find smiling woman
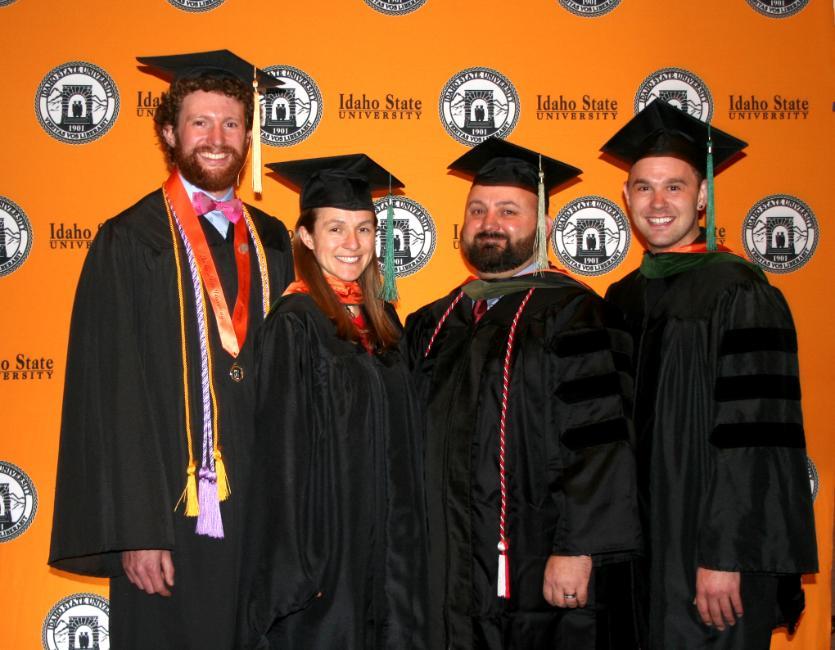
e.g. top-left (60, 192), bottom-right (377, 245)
top-left (236, 154), bottom-right (429, 649)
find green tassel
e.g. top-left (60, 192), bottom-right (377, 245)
top-left (379, 196), bottom-right (398, 302)
top-left (706, 124), bottom-right (716, 252)
top-left (533, 158), bottom-right (548, 274)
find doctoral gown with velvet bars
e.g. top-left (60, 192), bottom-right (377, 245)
top-left (403, 273), bottom-right (642, 650)
top-left (605, 252), bottom-right (818, 649)
top-left (48, 189), bottom-right (294, 650)
top-left (236, 293), bottom-right (428, 650)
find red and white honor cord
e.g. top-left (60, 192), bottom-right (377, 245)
top-left (497, 288), bottom-right (535, 598)
top-left (421, 286), bottom-right (536, 599)
top-left (423, 290), bottom-right (465, 358)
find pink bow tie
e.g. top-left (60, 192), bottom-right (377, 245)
top-left (192, 192), bottom-right (243, 224)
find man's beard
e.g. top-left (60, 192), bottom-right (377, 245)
top-left (463, 230), bottom-right (535, 274)
top-left (174, 143), bottom-right (245, 193)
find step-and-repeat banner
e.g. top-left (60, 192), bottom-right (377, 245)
top-left (1, 0), bottom-right (832, 648)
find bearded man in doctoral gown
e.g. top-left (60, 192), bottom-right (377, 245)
top-left (403, 137), bottom-right (641, 650)
top-left (602, 100), bottom-right (817, 649)
top-left (48, 51), bottom-right (294, 650)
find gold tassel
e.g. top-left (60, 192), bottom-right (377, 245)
top-left (175, 462), bottom-right (200, 517)
top-left (215, 449), bottom-right (231, 502)
top-left (533, 155), bottom-right (548, 273)
top-left (251, 69), bottom-right (262, 195)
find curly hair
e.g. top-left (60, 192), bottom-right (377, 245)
top-left (154, 75), bottom-right (253, 166)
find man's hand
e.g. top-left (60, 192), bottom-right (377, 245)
top-left (694, 567), bottom-right (743, 630)
top-left (121, 549), bottom-right (175, 597)
top-left (542, 554), bottom-right (592, 608)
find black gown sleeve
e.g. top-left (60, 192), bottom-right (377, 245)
top-left (547, 295), bottom-right (641, 560)
top-left (236, 306), bottom-right (321, 649)
top-left (49, 220), bottom-right (175, 577)
top-left (697, 280), bottom-right (818, 573)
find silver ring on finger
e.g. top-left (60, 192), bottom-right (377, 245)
top-left (564, 593), bottom-right (577, 600)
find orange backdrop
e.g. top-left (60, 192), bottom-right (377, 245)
top-left (1, 0), bottom-right (832, 648)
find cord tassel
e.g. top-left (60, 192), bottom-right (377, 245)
top-left (214, 449), bottom-right (231, 502)
top-left (196, 468), bottom-right (224, 538)
top-left (175, 462), bottom-right (200, 517)
top-left (497, 540), bottom-right (511, 599)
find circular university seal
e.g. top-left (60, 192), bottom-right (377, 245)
top-left (742, 194), bottom-right (817, 273)
top-left (260, 65), bottom-right (323, 147)
top-left (745, 0), bottom-right (809, 18)
top-left (363, 0), bottom-right (427, 15)
top-left (0, 196), bottom-right (33, 277)
top-left (807, 456), bottom-right (818, 501)
top-left (634, 67), bottom-right (712, 122)
top-left (0, 460), bottom-right (38, 542)
top-left (35, 61), bottom-right (119, 144)
top-left (558, 0), bottom-right (621, 17)
top-left (166, 0), bottom-right (224, 11)
top-left (43, 593), bottom-right (110, 650)
top-left (551, 196), bottom-right (630, 276)
top-left (439, 67), bottom-right (520, 145)
top-left (374, 196), bottom-right (436, 277)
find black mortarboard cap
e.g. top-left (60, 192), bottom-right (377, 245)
top-left (136, 49), bottom-right (282, 89)
top-left (448, 137), bottom-right (582, 194)
top-left (601, 100), bottom-right (747, 174)
top-left (266, 154), bottom-right (404, 212)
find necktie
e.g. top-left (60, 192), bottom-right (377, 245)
top-left (192, 192), bottom-right (244, 224)
top-left (472, 298), bottom-right (488, 323)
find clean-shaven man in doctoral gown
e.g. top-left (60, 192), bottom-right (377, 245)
top-left (403, 137), bottom-right (642, 650)
top-left (602, 100), bottom-right (818, 649)
top-left (48, 51), bottom-right (294, 650)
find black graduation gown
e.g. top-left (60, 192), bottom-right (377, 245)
top-left (236, 294), bottom-right (428, 650)
top-left (606, 252), bottom-right (818, 649)
top-left (49, 189), bottom-right (294, 650)
top-left (403, 273), bottom-right (641, 650)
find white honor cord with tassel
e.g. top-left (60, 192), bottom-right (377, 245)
top-left (497, 540), bottom-right (510, 598)
top-left (251, 70), bottom-right (262, 194)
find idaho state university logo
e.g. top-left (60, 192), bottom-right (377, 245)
top-left (634, 67), bottom-right (712, 122)
top-left (0, 460), bottom-right (38, 542)
top-left (35, 61), bottom-right (119, 144)
top-left (364, 0), bottom-right (427, 15)
top-left (551, 196), bottom-right (630, 276)
top-left (261, 65), bottom-right (323, 147)
top-left (439, 67), bottom-right (520, 145)
top-left (742, 194), bottom-right (818, 273)
top-left (746, 0), bottom-right (808, 17)
top-left (43, 593), bottom-right (109, 650)
top-left (558, 0), bottom-right (621, 17)
top-left (0, 196), bottom-right (32, 277)
top-left (374, 197), bottom-right (436, 277)
top-left (166, 0), bottom-right (224, 11)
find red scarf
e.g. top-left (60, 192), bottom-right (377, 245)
top-left (283, 277), bottom-right (372, 352)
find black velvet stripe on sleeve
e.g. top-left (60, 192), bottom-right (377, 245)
top-left (551, 329), bottom-right (611, 357)
top-left (714, 374), bottom-right (801, 402)
top-left (561, 418), bottom-right (630, 450)
top-left (555, 372), bottom-right (622, 404)
top-left (719, 327), bottom-right (797, 356)
top-left (710, 422), bottom-right (806, 448)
